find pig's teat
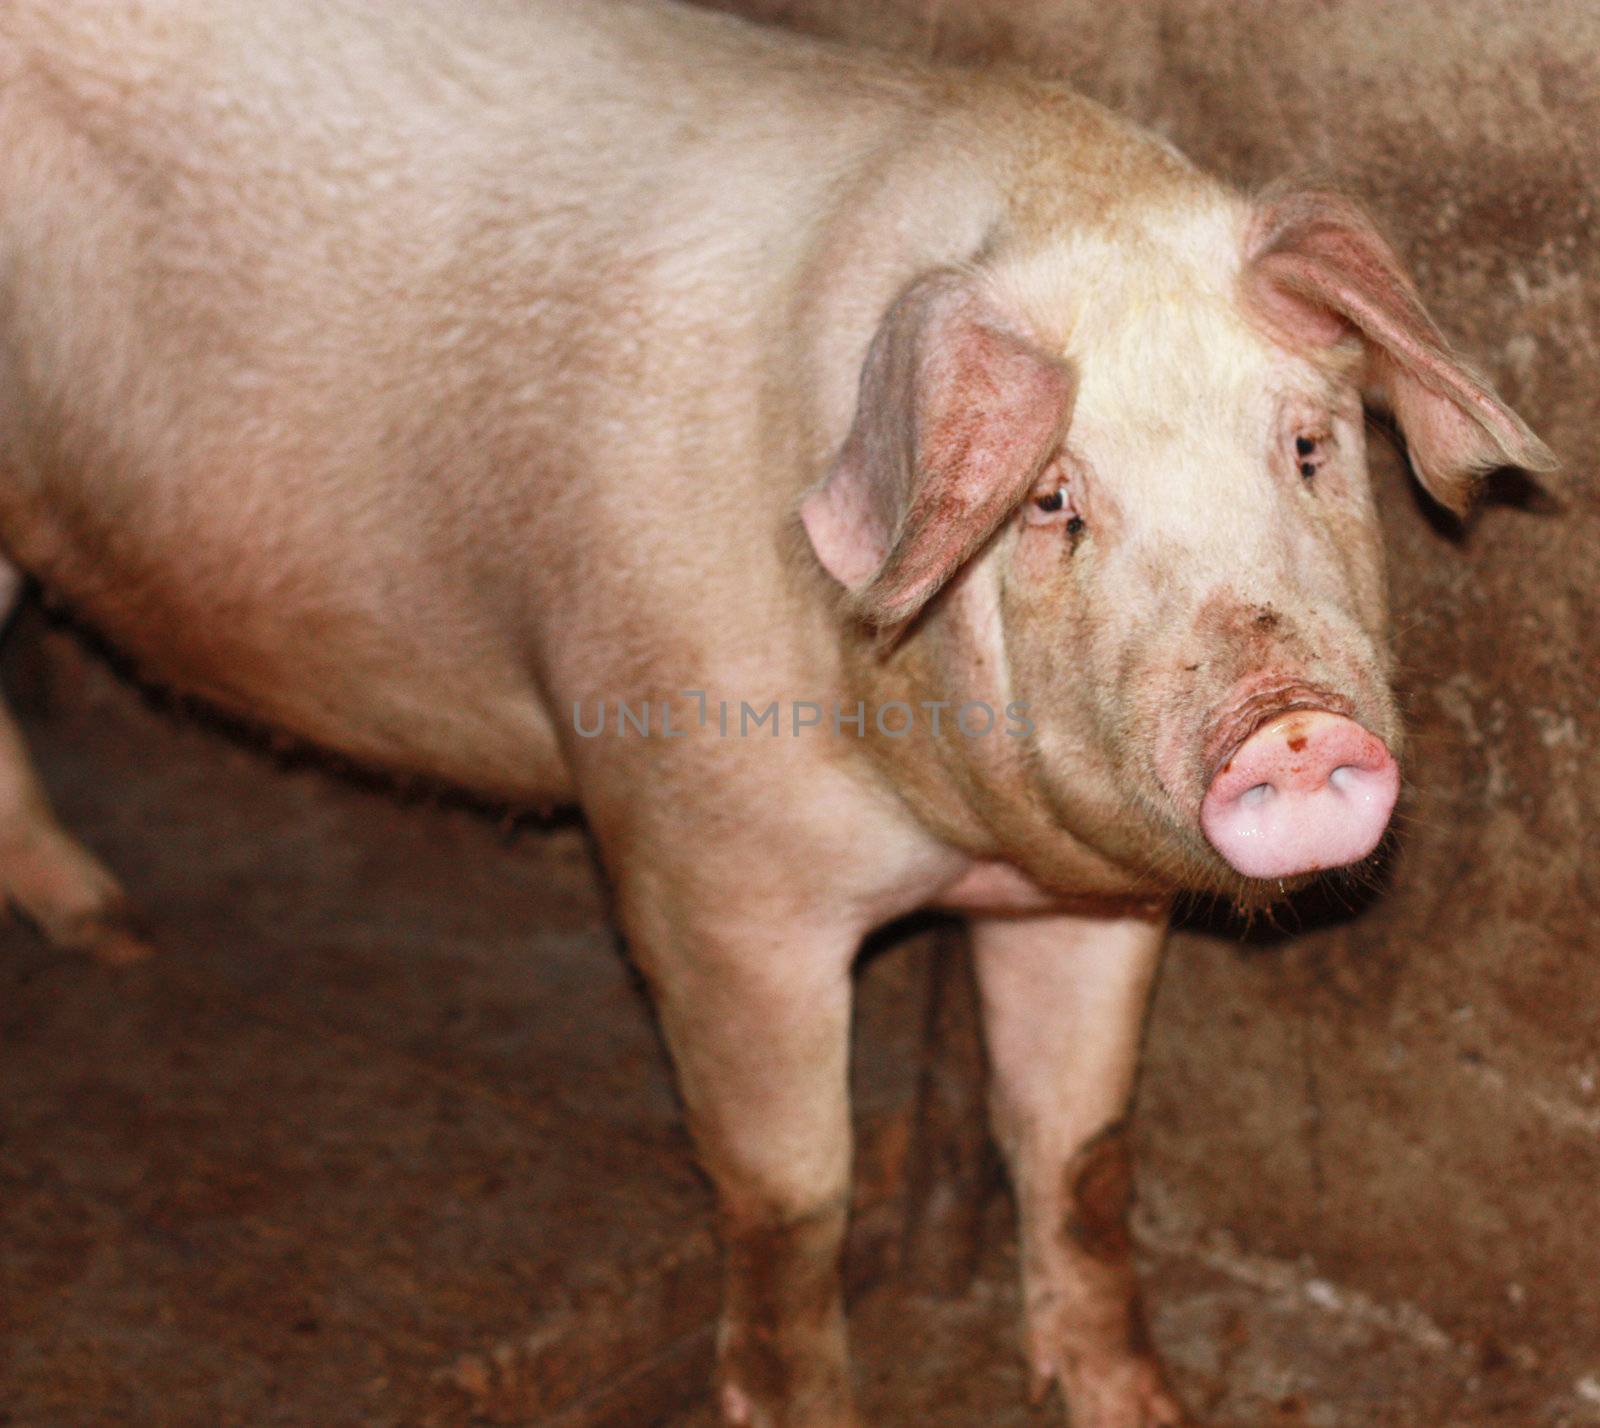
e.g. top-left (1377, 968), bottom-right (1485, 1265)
top-left (1199, 709), bottom-right (1398, 880)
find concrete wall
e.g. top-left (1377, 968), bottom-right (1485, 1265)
top-left (701, 0), bottom-right (1600, 1391)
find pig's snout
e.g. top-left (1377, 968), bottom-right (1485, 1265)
top-left (1200, 710), bottom-right (1398, 880)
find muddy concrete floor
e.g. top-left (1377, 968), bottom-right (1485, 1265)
top-left (0, 616), bottom-right (1592, 1427)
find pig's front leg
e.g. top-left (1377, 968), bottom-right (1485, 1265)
top-left (972, 910), bottom-right (1188, 1428)
top-left (622, 889), bottom-right (860, 1428)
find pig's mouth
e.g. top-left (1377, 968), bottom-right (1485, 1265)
top-left (1196, 684), bottom-right (1399, 884)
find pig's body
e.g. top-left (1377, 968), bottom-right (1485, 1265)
top-left (0, 2), bottom-right (1549, 1425)
top-left (0, 0), bottom-right (1172, 897)
top-left (1, 0), bottom-right (849, 803)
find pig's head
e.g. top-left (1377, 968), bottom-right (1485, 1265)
top-left (802, 189), bottom-right (1553, 900)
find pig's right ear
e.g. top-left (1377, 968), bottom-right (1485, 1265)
top-left (1245, 190), bottom-right (1555, 515)
top-left (800, 271), bottom-right (1074, 628)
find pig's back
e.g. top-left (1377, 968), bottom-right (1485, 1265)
top-left (0, 0), bottom-right (933, 797)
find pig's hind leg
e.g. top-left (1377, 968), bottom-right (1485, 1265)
top-left (972, 910), bottom-right (1189, 1427)
top-left (0, 558), bottom-right (151, 965)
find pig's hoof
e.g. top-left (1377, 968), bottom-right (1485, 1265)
top-left (14, 894), bottom-right (157, 966)
top-left (0, 830), bottom-right (155, 964)
top-left (62, 901), bottom-right (158, 966)
top-left (716, 1336), bottom-right (859, 1428)
top-left (1032, 1352), bottom-right (1193, 1428)
top-left (719, 1380), bottom-right (861, 1428)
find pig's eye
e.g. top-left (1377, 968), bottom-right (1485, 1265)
top-left (1294, 433), bottom-right (1329, 480)
top-left (1025, 480), bottom-right (1085, 535)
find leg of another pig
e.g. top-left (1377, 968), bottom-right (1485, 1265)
top-left (971, 911), bottom-right (1186, 1428)
top-left (624, 894), bottom-right (860, 1428)
top-left (0, 559), bottom-right (150, 965)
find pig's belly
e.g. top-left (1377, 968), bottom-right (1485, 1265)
top-left (0, 499), bottom-right (577, 807)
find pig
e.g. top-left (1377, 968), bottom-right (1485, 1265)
top-left (0, 0), bottom-right (1552, 1424)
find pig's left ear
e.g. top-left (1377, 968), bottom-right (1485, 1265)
top-left (1246, 190), bottom-right (1555, 515)
top-left (800, 270), bottom-right (1074, 628)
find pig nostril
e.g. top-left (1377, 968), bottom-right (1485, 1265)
top-left (1202, 710), bottom-right (1399, 880)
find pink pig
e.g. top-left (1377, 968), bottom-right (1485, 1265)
top-left (0, 1), bottom-right (1550, 1423)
